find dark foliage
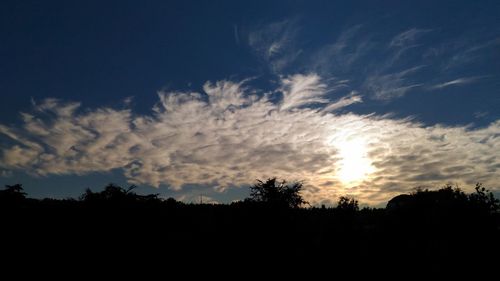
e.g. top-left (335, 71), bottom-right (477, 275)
top-left (336, 196), bottom-right (359, 212)
top-left (248, 178), bottom-right (307, 208)
top-left (0, 181), bottom-right (498, 273)
top-left (0, 184), bottom-right (26, 205)
top-left (79, 183), bottom-right (162, 206)
top-left (387, 183), bottom-right (500, 216)
top-left (469, 183), bottom-right (500, 213)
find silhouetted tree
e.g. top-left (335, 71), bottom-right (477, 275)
top-left (336, 196), bottom-right (359, 212)
top-left (0, 184), bottom-right (27, 205)
top-left (248, 178), bottom-right (307, 208)
top-left (80, 183), bottom-right (160, 205)
top-left (165, 197), bottom-right (181, 207)
top-left (387, 183), bottom-right (499, 215)
top-left (469, 183), bottom-right (500, 213)
top-left (80, 184), bottom-right (128, 202)
top-left (412, 184), bottom-right (469, 212)
top-left (386, 194), bottom-right (413, 210)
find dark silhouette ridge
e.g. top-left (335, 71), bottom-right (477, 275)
top-left (0, 180), bottom-right (499, 272)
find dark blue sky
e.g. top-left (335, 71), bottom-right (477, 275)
top-left (0, 0), bottom-right (499, 205)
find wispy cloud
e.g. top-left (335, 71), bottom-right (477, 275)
top-left (245, 19), bottom-right (498, 104)
top-left (443, 38), bottom-right (500, 71)
top-left (310, 24), bottom-right (371, 75)
top-left (363, 66), bottom-right (425, 100)
top-left (279, 73), bottom-right (328, 110)
top-left (233, 24), bottom-right (240, 45)
top-left (430, 76), bottom-right (483, 90)
top-left (309, 26), bottom-right (430, 101)
top-left (474, 111), bottom-right (489, 119)
top-left (0, 74), bottom-right (499, 205)
top-left (0, 170), bottom-right (12, 177)
top-left (247, 20), bottom-right (301, 73)
top-left (323, 91), bottom-right (362, 112)
top-left (389, 28), bottom-right (431, 48)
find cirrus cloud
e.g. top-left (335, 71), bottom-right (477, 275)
top-left (0, 74), bottom-right (498, 205)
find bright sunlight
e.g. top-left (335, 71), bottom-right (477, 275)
top-left (336, 138), bottom-right (374, 186)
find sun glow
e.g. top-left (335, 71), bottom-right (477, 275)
top-left (336, 138), bottom-right (375, 186)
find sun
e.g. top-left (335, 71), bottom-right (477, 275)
top-left (335, 138), bottom-right (374, 186)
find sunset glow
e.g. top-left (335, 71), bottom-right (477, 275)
top-left (336, 138), bottom-right (374, 186)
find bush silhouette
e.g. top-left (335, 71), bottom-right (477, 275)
top-left (469, 183), bottom-right (500, 213)
top-left (0, 179), bottom-right (498, 272)
top-left (386, 183), bottom-right (499, 216)
top-left (248, 178), bottom-right (307, 208)
top-left (80, 183), bottom-right (160, 206)
top-left (336, 196), bottom-right (359, 212)
top-left (0, 184), bottom-right (27, 205)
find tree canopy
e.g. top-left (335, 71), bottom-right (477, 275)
top-left (248, 178), bottom-right (307, 208)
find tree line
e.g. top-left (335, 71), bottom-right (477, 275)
top-left (1, 178), bottom-right (499, 272)
top-left (1, 178), bottom-right (498, 214)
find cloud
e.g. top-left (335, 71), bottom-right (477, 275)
top-left (0, 170), bottom-right (12, 177)
top-left (233, 24), bottom-right (240, 45)
top-left (279, 73), bottom-right (328, 110)
top-left (248, 20), bottom-right (301, 73)
top-left (310, 25), bottom-right (372, 75)
top-left (474, 111), bottom-right (489, 119)
top-left (390, 28), bottom-right (430, 48)
top-left (322, 91), bottom-right (362, 112)
top-left (430, 76), bottom-right (482, 90)
top-left (363, 66), bottom-right (425, 100)
top-left (246, 21), bottom-right (497, 103)
top-left (307, 25), bottom-right (430, 101)
top-left (443, 38), bottom-right (500, 71)
top-left (0, 74), bottom-right (499, 206)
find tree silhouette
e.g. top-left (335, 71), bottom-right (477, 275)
top-left (386, 183), bottom-right (499, 215)
top-left (386, 194), bottom-right (413, 210)
top-left (80, 183), bottom-right (160, 205)
top-left (336, 196), bottom-right (359, 212)
top-left (469, 183), bottom-right (500, 213)
top-left (248, 178), bottom-right (307, 208)
top-left (0, 179), bottom-right (499, 271)
top-left (80, 183), bottom-right (128, 202)
top-left (0, 184), bottom-right (27, 205)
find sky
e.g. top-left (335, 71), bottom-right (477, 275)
top-left (0, 0), bottom-right (499, 206)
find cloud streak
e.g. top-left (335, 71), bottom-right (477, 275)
top-left (323, 91), bottom-right (362, 112)
top-left (233, 24), bottom-right (240, 45)
top-left (247, 20), bottom-right (302, 73)
top-left (0, 74), bottom-right (499, 205)
top-left (430, 76), bottom-right (483, 90)
top-left (304, 25), bottom-right (433, 101)
top-left (363, 66), bottom-right (425, 100)
top-left (389, 28), bottom-right (430, 48)
top-left (249, 21), bottom-right (497, 104)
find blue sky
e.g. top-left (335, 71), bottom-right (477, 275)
top-left (0, 0), bottom-right (499, 205)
